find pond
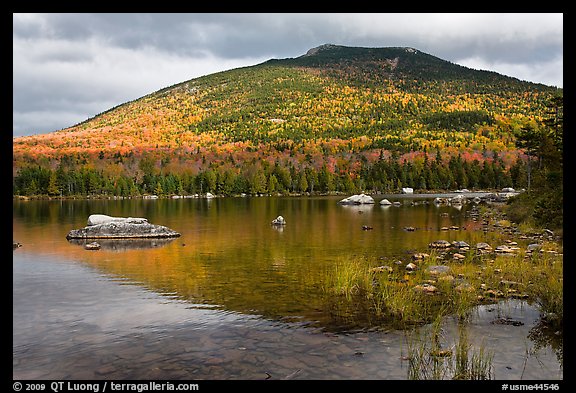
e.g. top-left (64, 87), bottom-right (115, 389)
top-left (12, 196), bottom-right (562, 380)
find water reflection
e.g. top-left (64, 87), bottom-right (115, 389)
top-left (13, 197), bottom-right (562, 379)
top-left (67, 238), bottom-right (177, 251)
top-left (12, 196), bottom-right (518, 331)
top-left (528, 319), bottom-right (564, 368)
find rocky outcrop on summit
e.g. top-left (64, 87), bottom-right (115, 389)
top-left (66, 214), bottom-right (180, 239)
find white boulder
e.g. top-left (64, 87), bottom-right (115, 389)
top-left (271, 215), bottom-right (286, 226)
top-left (338, 194), bottom-right (375, 205)
top-left (87, 214), bottom-right (148, 226)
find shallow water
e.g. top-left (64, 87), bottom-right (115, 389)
top-left (12, 196), bottom-right (562, 380)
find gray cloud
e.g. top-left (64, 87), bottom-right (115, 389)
top-left (13, 13), bottom-right (563, 137)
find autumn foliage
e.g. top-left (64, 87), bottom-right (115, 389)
top-left (13, 46), bottom-right (561, 197)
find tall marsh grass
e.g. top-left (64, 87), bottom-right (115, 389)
top-left (323, 241), bottom-right (562, 332)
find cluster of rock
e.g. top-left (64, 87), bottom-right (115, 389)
top-left (425, 238), bottom-right (544, 258)
top-left (433, 194), bottom-right (476, 206)
top-left (170, 192), bottom-right (216, 199)
top-left (339, 189), bottom-right (521, 209)
top-left (367, 239), bottom-right (554, 299)
top-left (368, 237), bottom-right (556, 293)
top-left (433, 188), bottom-right (520, 206)
top-left (380, 199), bottom-right (401, 206)
top-left (338, 194), bottom-right (403, 206)
top-left (66, 214), bottom-right (181, 240)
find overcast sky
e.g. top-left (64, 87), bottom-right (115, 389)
top-left (13, 13), bottom-right (563, 137)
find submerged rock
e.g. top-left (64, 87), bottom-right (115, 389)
top-left (66, 214), bottom-right (180, 239)
top-left (84, 241), bottom-right (101, 250)
top-left (491, 317), bottom-right (524, 326)
top-left (69, 238), bottom-right (176, 250)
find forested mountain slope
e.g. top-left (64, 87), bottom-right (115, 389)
top-left (13, 44), bottom-right (562, 197)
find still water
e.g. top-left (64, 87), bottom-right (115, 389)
top-left (13, 196), bottom-right (562, 380)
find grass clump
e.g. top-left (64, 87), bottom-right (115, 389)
top-left (405, 315), bottom-right (493, 380)
top-left (328, 256), bottom-right (373, 299)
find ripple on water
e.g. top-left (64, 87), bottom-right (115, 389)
top-left (13, 243), bottom-right (562, 380)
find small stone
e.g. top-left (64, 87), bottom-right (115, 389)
top-left (452, 241), bottom-right (470, 250)
top-left (495, 245), bottom-right (515, 254)
top-left (429, 240), bottom-right (451, 249)
top-left (526, 243), bottom-right (542, 253)
top-left (413, 284), bottom-right (437, 294)
top-left (426, 265), bottom-right (450, 275)
top-left (476, 242), bottom-right (493, 252)
top-left (485, 289), bottom-right (505, 298)
top-left (271, 216), bottom-right (286, 226)
top-left (84, 242), bottom-right (101, 250)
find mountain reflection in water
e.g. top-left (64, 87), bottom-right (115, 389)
top-left (13, 196), bottom-right (562, 380)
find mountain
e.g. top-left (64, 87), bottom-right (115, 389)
top-left (13, 45), bottom-right (561, 197)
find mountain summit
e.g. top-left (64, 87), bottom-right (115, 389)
top-left (268, 44), bottom-right (526, 86)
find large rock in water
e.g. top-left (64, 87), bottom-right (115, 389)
top-left (66, 214), bottom-right (180, 239)
top-left (338, 194), bottom-right (375, 205)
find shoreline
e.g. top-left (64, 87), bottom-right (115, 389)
top-left (13, 189), bottom-right (520, 201)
